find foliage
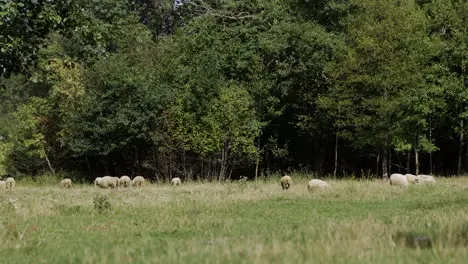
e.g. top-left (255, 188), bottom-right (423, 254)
top-left (320, 0), bottom-right (441, 155)
top-left (93, 193), bottom-right (112, 213)
top-left (1, 0), bottom-right (468, 178)
top-left (0, 0), bottom-right (72, 76)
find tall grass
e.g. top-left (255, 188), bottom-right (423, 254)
top-left (1, 177), bottom-right (468, 263)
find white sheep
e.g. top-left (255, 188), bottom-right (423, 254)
top-left (405, 174), bottom-right (418, 184)
top-left (280, 175), bottom-right (292, 190)
top-left (95, 176), bottom-right (117, 189)
top-left (106, 176), bottom-right (119, 189)
top-left (171, 177), bottom-right (182, 186)
top-left (132, 176), bottom-right (145, 188)
top-left (390, 173), bottom-right (409, 187)
top-left (238, 176), bottom-right (248, 182)
top-left (0, 180), bottom-right (5, 190)
top-left (416, 174), bottom-right (436, 185)
top-left (119, 175), bottom-right (132, 188)
top-left (5, 177), bottom-right (15, 190)
top-left (94, 177), bottom-right (104, 188)
top-left (307, 179), bottom-right (330, 191)
top-left (60, 178), bottom-right (72, 189)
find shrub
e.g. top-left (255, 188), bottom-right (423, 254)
top-left (93, 194), bottom-right (112, 214)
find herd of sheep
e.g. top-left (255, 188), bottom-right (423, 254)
top-left (280, 173), bottom-right (435, 191)
top-left (0, 176), bottom-right (16, 190)
top-left (280, 176), bottom-right (331, 191)
top-left (389, 173), bottom-right (436, 186)
top-left (0, 173), bottom-right (436, 191)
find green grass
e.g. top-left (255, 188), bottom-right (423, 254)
top-left (1, 177), bottom-right (468, 263)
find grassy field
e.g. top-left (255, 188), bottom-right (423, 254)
top-left (1, 177), bottom-right (468, 263)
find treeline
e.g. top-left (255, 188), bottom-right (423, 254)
top-left (0, 0), bottom-right (466, 181)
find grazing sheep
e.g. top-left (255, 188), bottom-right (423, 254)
top-left (237, 176), bottom-right (249, 184)
top-left (60, 178), bottom-right (72, 189)
top-left (416, 174), bottom-right (436, 185)
top-left (171, 177), bottom-right (182, 186)
top-left (132, 176), bottom-right (145, 188)
top-left (0, 181), bottom-right (5, 190)
top-left (95, 176), bottom-right (117, 189)
top-left (5, 177), bottom-right (15, 190)
top-left (104, 176), bottom-right (119, 189)
top-left (94, 177), bottom-right (104, 188)
top-left (405, 174), bottom-right (418, 184)
top-left (119, 175), bottom-right (132, 188)
top-left (390, 173), bottom-right (409, 187)
top-left (280, 175), bottom-right (292, 190)
top-left (307, 179), bottom-right (330, 191)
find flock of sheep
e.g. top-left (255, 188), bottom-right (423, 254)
top-left (279, 173), bottom-right (436, 191)
top-left (83, 175), bottom-right (181, 189)
top-left (0, 175), bottom-right (180, 190)
top-left (280, 176), bottom-right (332, 191)
top-left (0, 176), bottom-right (16, 190)
top-left (388, 173), bottom-right (436, 186)
top-left (0, 173), bottom-right (435, 191)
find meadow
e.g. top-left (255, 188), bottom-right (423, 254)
top-left (1, 177), bottom-right (468, 263)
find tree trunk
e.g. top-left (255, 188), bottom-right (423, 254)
top-left (406, 150), bottom-right (411, 174)
top-left (429, 119), bottom-right (433, 175)
top-left (458, 119), bottom-right (464, 175)
top-left (86, 155), bottom-right (91, 178)
top-left (376, 153), bottom-right (380, 178)
top-left (415, 147), bottom-right (419, 176)
top-left (382, 148), bottom-right (388, 179)
top-left (255, 135), bottom-right (261, 183)
top-left (389, 150), bottom-right (392, 176)
top-left (219, 140), bottom-right (230, 182)
top-left (44, 152), bottom-right (55, 174)
top-left (219, 147), bottom-right (225, 182)
top-left (334, 130), bottom-right (339, 178)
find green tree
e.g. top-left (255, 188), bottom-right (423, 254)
top-left (321, 0), bottom-right (440, 177)
top-left (0, 0), bottom-right (73, 76)
top-left (425, 0), bottom-right (468, 174)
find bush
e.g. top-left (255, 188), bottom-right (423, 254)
top-left (93, 194), bottom-right (112, 214)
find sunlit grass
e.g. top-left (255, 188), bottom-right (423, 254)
top-left (1, 176), bottom-right (468, 263)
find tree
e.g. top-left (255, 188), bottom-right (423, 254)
top-left (425, 0), bottom-right (468, 174)
top-left (0, 0), bottom-right (73, 76)
top-left (320, 0), bottom-right (440, 177)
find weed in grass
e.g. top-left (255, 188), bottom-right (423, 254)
top-left (392, 231), bottom-right (433, 249)
top-left (93, 193), bottom-right (112, 214)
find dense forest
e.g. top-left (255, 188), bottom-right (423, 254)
top-left (0, 0), bottom-right (467, 181)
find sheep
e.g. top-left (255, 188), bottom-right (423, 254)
top-left (5, 177), bottom-right (15, 190)
top-left (94, 176), bottom-right (117, 189)
top-left (95, 177), bottom-right (110, 189)
top-left (235, 176), bottom-right (248, 186)
top-left (171, 177), bottom-right (182, 186)
top-left (132, 176), bottom-right (145, 188)
top-left (280, 175), bottom-right (292, 190)
top-left (119, 175), bottom-right (132, 188)
top-left (105, 176), bottom-right (119, 189)
top-left (307, 179), bottom-right (330, 192)
top-left (94, 177), bottom-right (104, 188)
top-left (60, 178), bottom-right (72, 189)
top-left (0, 181), bottom-right (5, 190)
top-left (390, 173), bottom-right (409, 187)
top-left (405, 174), bottom-right (418, 184)
top-left (416, 174), bottom-right (436, 185)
